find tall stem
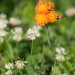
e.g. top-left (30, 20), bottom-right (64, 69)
top-left (31, 40), bottom-right (33, 55)
top-left (45, 26), bottom-right (51, 48)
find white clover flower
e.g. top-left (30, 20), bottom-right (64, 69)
top-left (15, 59), bottom-right (28, 69)
top-left (0, 19), bottom-right (8, 29)
top-left (55, 47), bottom-right (67, 61)
top-left (0, 29), bottom-right (8, 37)
top-left (13, 27), bottom-right (23, 41)
top-left (9, 17), bottom-right (21, 25)
top-left (56, 54), bottom-right (65, 61)
top-left (56, 47), bottom-right (66, 55)
top-left (26, 27), bottom-right (41, 40)
top-left (5, 63), bottom-right (14, 70)
top-left (0, 13), bottom-right (7, 19)
top-left (0, 13), bottom-right (8, 29)
top-left (5, 70), bottom-right (13, 75)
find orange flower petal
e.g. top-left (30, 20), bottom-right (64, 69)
top-left (34, 14), bottom-right (49, 26)
top-left (48, 11), bottom-right (58, 22)
top-left (35, 2), bottom-right (49, 14)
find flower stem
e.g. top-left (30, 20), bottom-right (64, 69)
top-left (45, 26), bottom-right (51, 48)
top-left (31, 40), bottom-right (33, 55)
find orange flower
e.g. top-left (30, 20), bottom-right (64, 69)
top-left (48, 11), bottom-right (58, 22)
top-left (35, 1), bottom-right (55, 14)
top-left (34, 14), bottom-right (49, 26)
top-left (34, 1), bottom-right (58, 26)
top-left (47, 2), bottom-right (55, 10)
top-left (35, 2), bottom-right (49, 14)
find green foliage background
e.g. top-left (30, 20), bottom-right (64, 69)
top-left (0, 0), bottom-right (75, 75)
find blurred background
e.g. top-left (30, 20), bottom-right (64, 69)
top-left (0, 0), bottom-right (75, 75)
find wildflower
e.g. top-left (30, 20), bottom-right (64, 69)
top-left (56, 47), bottom-right (67, 55)
top-left (55, 47), bottom-right (66, 61)
top-left (5, 70), bottom-right (13, 75)
top-left (0, 13), bottom-right (8, 29)
top-left (48, 11), bottom-right (58, 22)
top-left (47, 2), bottom-right (55, 9)
top-left (5, 63), bottom-right (14, 70)
top-left (34, 0), bottom-right (58, 26)
top-left (13, 27), bottom-right (23, 41)
top-left (34, 14), bottom-right (49, 26)
top-left (15, 59), bottom-right (27, 69)
top-left (9, 17), bottom-right (21, 26)
top-left (35, 1), bottom-right (54, 14)
top-left (56, 54), bottom-right (65, 61)
top-left (35, 2), bottom-right (49, 14)
top-left (0, 19), bottom-right (8, 29)
top-left (26, 27), bottom-right (41, 40)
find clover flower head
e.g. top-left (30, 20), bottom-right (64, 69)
top-left (5, 70), bottom-right (13, 75)
top-left (13, 27), bottom-right (23, 41)
top-left (5, 63), bottom-right (14, 70)
top-left (0, 19), bottom-right (8, 29)
top-left (55, 47), bottom-right (67, 61)
top-left (56, 47), bottom-right (66, 55)
top-left (26, 27), bottom-right (41, 40)
top-left (56, 54), bottom-right (65, 61)
top-left (15, 59), bottom-right (28, 69)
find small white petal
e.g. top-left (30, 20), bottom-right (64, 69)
top-left (12, 27), bottom-right (23, 41)
top-left (0, 19), bottom-right (8, 29)
top-left (5, 63), bottom-right (14, 70)
top-left (5, 70), bottom-right (13, 75)
top-left (56, 47), bottom-right (66, 55)
top-left (56, 54), bottom-right (65, 61)
top-left (26, 26), bottom-right (41, 40)
top-left (15, 60), bottom-right (27, 69)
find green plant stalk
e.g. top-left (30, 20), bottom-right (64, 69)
top-left (45, 26), bottom-right (51, 48)
top-left (31, 40), bottom-right (33, 55)
top-left (6, 41), bottom-right (14, 60)
top-left (0, 28), bottom-right (15, 50)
